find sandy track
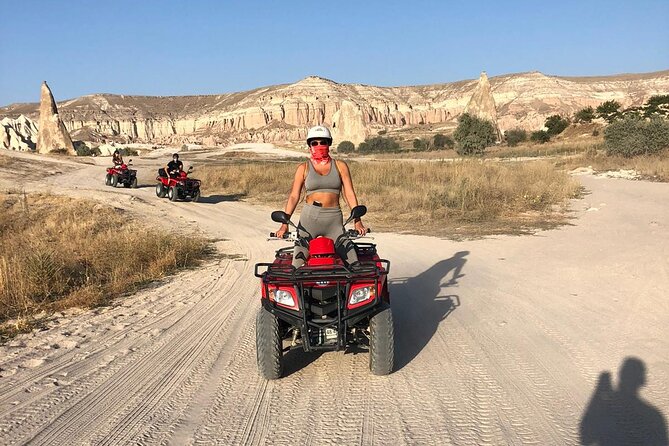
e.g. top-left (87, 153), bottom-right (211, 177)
top-left (0, 152), bottom-right (667, 445)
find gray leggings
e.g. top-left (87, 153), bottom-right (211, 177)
top-left (293, 203), bottom-right (359, 268)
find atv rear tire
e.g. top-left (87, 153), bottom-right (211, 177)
top-left (369, 304), bottom-right (394, 376)
top-left (131, 177), bottom-right (138, 189)
top-left (255, 307), bottom-right (283, 380)
top-left (111, 174), bottom-right (118, 187)
top-left (156, 183), bottom-right (166, 198)
top-left (105, 173), bottom-right (112, 186)
top-left (168, 186), bottom-right (178, 202)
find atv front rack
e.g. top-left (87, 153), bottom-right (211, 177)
top-left (254, 260), bottom-right (389, 282)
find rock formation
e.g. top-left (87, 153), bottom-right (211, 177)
top-left (463, 71), bottom-right (501, 139)
top-left (2, 71), bottom-right (667, 147)
top-left (1, 115), bottom-right (38, 151)
top-left (36, 81), bottom-right (75, 155)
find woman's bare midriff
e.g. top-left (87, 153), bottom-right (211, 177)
top-left (305, 192), bottom-right (340, 208)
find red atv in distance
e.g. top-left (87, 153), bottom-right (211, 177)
top-left (254, 205), bottom-right (394, 379)
top-left (155, 166), bottom-right (201, 202)
top-left (105, 160), bottom-right (137, 188)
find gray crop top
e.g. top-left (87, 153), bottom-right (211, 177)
top-left (305, 160), bottom-right (342, 195)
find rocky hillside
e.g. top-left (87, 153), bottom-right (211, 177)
top-left (1, 70), bottom-right (668, 146)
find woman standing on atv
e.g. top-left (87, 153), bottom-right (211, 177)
top-left (275, 125), bottom-right (367, 268)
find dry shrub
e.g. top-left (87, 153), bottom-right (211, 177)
top-left (559, 149), bottom-right (669, 181)
top-left (0, 192), bottom-right (209, 326)
top-left (199, 160), bottom-right (581, 235)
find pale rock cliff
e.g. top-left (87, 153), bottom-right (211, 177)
top-left (1, 115), bottom-right (38, 151)
top-left (36, 82), bottom-right (75, 155)
top-left (2, 71), bottom-right (667, 147)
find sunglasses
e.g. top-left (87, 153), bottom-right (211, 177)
top-left (309, 140), bottom-right (330, 147)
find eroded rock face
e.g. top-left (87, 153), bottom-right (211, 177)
top-left (36, 82), bottom-right (75, 155)
top-left (1, 115), bottom-right (38, 151)
top-left (2, 71), bottom-right (668, 147)
top-left (464, 71), bottom-right (501, 139)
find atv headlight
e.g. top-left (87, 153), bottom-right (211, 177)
top-left (349, 286), bottom-right (375, 305)
top-left (271, 289), bottom-right (295, 307)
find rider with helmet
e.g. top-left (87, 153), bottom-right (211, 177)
top-left (275, 125), bottom-right (367, 268)
top-left (163, 153), bottom-right (183, 178)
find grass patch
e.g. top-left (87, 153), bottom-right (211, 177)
top-left (487, 140), bottom-right (601, 159)
top-left (198, 159), bottom-right (581, 237)
top-left (0, 192), bottom-right (210, 339)
top-left (557, 149), bottom-right (669, 181)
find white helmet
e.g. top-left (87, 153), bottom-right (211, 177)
top-left (306, 125), bottom-right (333, 145)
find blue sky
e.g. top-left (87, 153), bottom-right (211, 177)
top-left (1, 0), bottom-right (667, 106)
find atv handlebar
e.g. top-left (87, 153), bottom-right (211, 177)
top-left (267, 229), bottom-right (372, 241)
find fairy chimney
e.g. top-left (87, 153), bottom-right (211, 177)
top-left (464, 71), bottom-right (502, 140)
top-left (36, 81), bottom-right (76, 155)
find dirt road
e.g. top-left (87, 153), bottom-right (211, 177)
top-left (1, 151), bottom-right (667, 445)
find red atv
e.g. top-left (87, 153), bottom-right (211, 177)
top-left (155, 166), bottom-right (201, 202)
top-left (254, 206), bottom-right (393, 379)
top-left (105, 161), bottom-right (137, 188)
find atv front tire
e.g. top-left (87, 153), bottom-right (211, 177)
top-left (192, 189), bottom-right (201, 202)
top-left (111, 174), bottom-right (119, 187)
top-left (369, 304), bottom-right (394, 376)
top-left (256, 308), bottom-right (283, 380)
top-left (131, 177), bottom-right (138, 189)
top-left (168, 186), bottom-right (178, 202)
top-left (156, 183), bottom-right (166, 198)
top-left (105, 173), bottom-right (112, 186)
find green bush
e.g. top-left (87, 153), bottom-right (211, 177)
top-left (574, 106), bottom-right (595, 123)
top-left (644, 95), bottom-right (669, 118)
top-left (596, 100), bottom-right (622, 123)
top-left (453, 113), bottom-right (497, 155)
top-left (604, 117), bottom-right (669, 157)
top-left (412, 138), bottom-right (432, 151)
top-left (504, 128), bottom-right (527, 147)
top-left (337, 140), bottom-right (355, 153)
top-left (531, 130), bottom-right (551, 144)
top-left (357, 136), bottom-right (400, 153)
top-left (433, 133), bottom-right (454, 149)
top-left (73, 141), bottom-right (100, 156)
top-left (545, 115), bottom-right (569, 136)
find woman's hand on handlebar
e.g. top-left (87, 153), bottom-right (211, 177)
top-left (354, 220), bottom-right (367, 236)
top-left (275, 224), bottom-right (289, 238)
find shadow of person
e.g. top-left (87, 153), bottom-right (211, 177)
top-left (196, 193), bottom-right (245, 204)
top-left (391, 251), bottom-right (469, 371)
top-left (580, 357), bottom-right (668, 445)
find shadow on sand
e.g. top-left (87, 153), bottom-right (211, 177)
top-left (197, 194), bottom-right (245, 204)
top-left (391, 251), bottom-right (469, 371)
top-left (580, 357), bottom-right (668, 445)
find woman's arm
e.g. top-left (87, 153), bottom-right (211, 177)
top-left (276, 163), bottom-right (306, 236)
top-left (337, 160), bottom-right (367, 235)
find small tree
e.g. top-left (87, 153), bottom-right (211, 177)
top-left (337, 140), bottom-right (355, 153)
top-left (574, 106), bottom-right (595, 123)
top-left (604, 116), bottom-right (669, 157)
top-left (433, 133), bottom-right (454, 149)
top-left (357, 136), bottom-right (400, 153)
top-left (412, 138), bottom-right (432, 151)
top-left (453, 113), bottom-right (497, 155)
top-left (596, 100), bottom-right (622, 123)
top-left (504, 128), bottom-right (527, 147)
top-left (545, 115), bottom-right (569, 136)
top-left (644, 95), bottom-right (669, 118)
top-left (530, 130), bottom-right (550, 144)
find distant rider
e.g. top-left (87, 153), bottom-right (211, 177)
top-left (162, 153), bottom-right (184, 179)
top-left (112, 149), bottom-right (124, 167)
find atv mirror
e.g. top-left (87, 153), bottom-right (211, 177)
top-left (351, 205), bottom-right (367, 219)
top-left (188, 165), bottom-right (193, 172)
top-left (344, 205), bottom-right (367, 225)
top-left (128, 158), bottom-right (133, 162)
top-left (271, 211), bottom-right (296, 228)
